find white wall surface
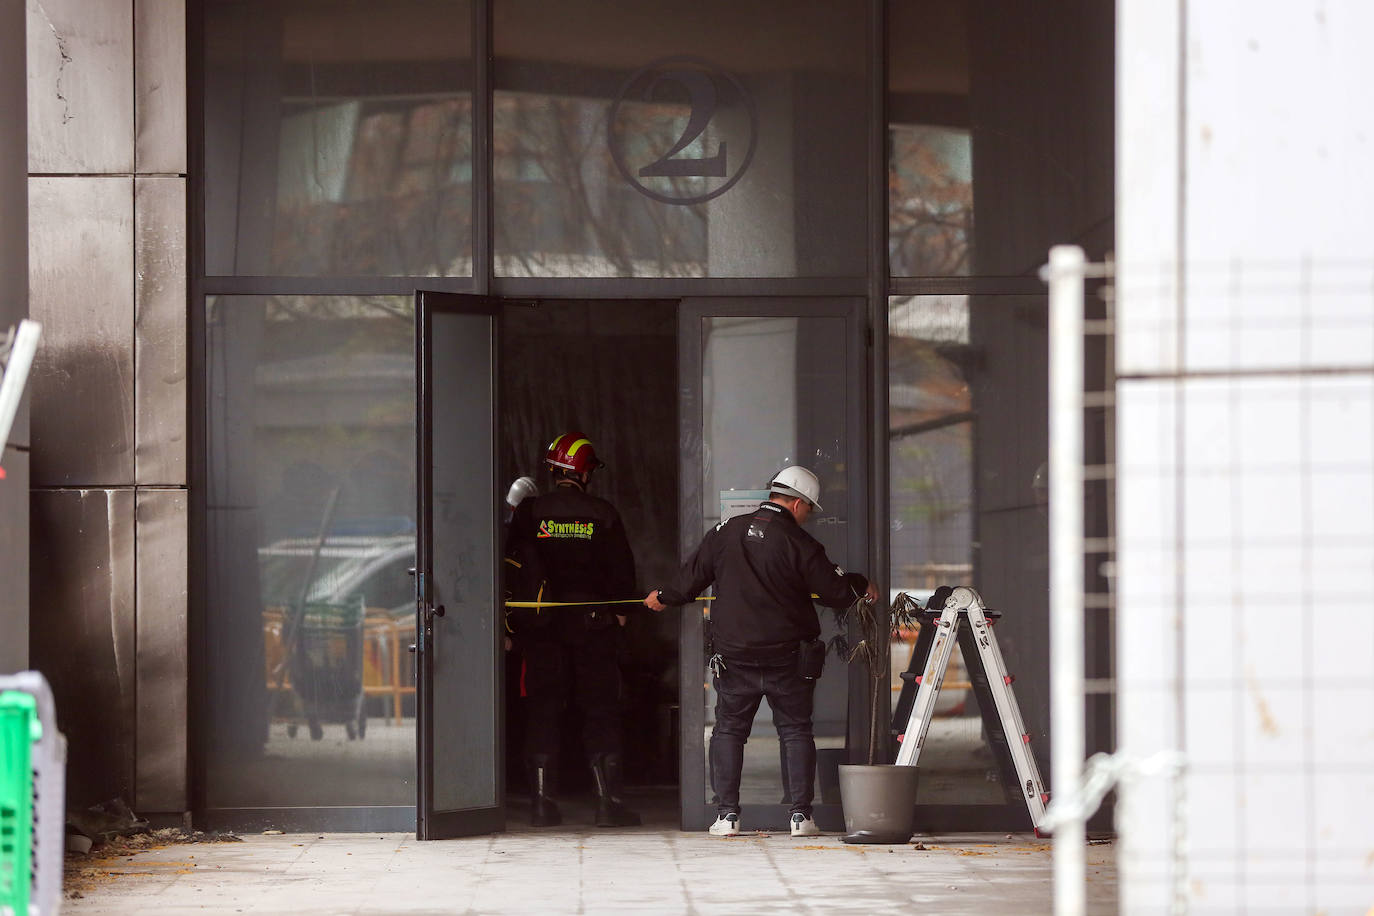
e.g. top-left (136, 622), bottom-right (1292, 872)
top-left (1115, 1), bottom-right (1374, 913)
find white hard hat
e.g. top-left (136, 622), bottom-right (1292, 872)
top-left (506, 476), bottom-right (538, 508)
top-left (769, 465), bottom-right (822, 511)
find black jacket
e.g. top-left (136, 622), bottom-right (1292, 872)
top-left (658, 501), bottom-right (867, 661)
top-left (504, 484), bottom-right (637, 639)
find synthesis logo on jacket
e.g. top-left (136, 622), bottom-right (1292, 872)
top-left (537, 519), bottom-right (596, 539)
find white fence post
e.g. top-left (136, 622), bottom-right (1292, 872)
top-left (1047, 245), bottom-right (1086, 916)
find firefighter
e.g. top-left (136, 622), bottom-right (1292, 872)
top-left (504, 431), bottom-right (641, 828)
top-left (643, 465), bottom-right (880, 837)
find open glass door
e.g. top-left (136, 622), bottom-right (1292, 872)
top-left (415, 290), bottom-right (504, 839)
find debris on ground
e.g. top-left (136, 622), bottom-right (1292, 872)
top-left (66, 827), bottom-right (245, 863)
top-left (66, 798), bottom-right (148, 843)
top-left (62, 797), bottom-right (243, 899)
top-left (65, 798), bottom-right (244, 856)
top-left (96, 827), bottom-right (243, 852)
top-left (63, 827), bottom-right (244, 900)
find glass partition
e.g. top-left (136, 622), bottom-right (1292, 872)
top-left (494, 0), bottom-right (868, 278)
top-left (203, 0), bottom-right (474, 276)
top-left (204, 295), bottom-right (416, 809)
top-left (889, 126), bottom-right (973, 277)
top-left (698, 312), bottom-right (852, 807)
top-left (887, 1), bottom-right (973, 277)
top-left (888, 293), bottom-right (1050, 805)
top-left (888, 293), bottom-right (987, 803)
top-left (888, 0), bottom-right (1113, 277)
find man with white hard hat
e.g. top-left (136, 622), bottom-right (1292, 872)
top-left (644, 465), bottom-right (880, 838)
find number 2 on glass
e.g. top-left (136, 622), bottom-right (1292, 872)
top-left (637, 69), bottom-right (727, 179)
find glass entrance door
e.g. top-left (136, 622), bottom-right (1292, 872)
top-left (415, 291), bottom-right (504, 839)
top-left (677, 297), bottom-right (868, 832)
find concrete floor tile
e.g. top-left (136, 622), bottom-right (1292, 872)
top-left (64, 830), bottom-right (1117, 914)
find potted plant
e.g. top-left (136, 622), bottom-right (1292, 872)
top-left (834, 590), bottom-right (923, 844)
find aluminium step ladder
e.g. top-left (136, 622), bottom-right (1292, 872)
top-left (891, 585), bottom-right (1050, 835)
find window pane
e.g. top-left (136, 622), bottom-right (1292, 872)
top-left (888, 126), bottom-right (973, 276)
top-left (205, 1), bottom-right (474, 276)
top-left (699, 312), bottom-right (851, 804)
top-left (887, 2), bottom-right (973, 277)
top-left (888, 294), bottom-right (989, 805)
top-left (494, 1), bottom-right (868, 278)
top-left (888, 1), bottom-right (1113, 277)
top-left (204, 295), bottom-right (416, 808)
top-left (889, 294), bottom-right (973, 584)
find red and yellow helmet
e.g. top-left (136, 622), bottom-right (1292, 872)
top-left (545, 432), bottom-right (605, 474)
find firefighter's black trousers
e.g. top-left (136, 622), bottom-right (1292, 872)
top-left (521, 634), bottom-right (623, 763)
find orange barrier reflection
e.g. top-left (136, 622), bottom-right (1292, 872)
top-left (264, 606), bottom-right (415, 727)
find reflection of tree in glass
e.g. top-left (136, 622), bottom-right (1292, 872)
top-left (255, 297), bottom-right (416, 545)
top-left (889, 334), bottom-right (973, 575)
top-left (272, 98), bottom-right (474, 276)
top-left (895, 439), bottom-right (969, 524)
top-left (888, 126), bottom-right (973, 277)
top-left (494, 94), bottom-right (707, 278)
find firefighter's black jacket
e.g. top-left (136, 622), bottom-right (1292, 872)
top-left (657, 500), bottom-right (868, 662)
top-left (504, 484), bottom-right (637, 641)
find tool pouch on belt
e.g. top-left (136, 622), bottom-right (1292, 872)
top-left (583, 606), bottom-right (618, 632)
top-left (797, 637), bottom-right (826, 680)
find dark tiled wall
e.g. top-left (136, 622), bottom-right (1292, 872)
top-left (25, 0), bottom-right (188, 812)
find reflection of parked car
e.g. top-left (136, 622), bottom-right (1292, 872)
top-left (259, 534), bottom-right (418, 737)
top-left (259, 534), bottom-right (416, 618)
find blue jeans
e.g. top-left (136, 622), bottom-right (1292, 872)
top-left (709, 659), bottom-right (816, 817)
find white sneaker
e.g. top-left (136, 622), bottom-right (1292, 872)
top-left (789, 813), bottom-right (821, 837)
top-left (709, 813), bottom-right (740, 836)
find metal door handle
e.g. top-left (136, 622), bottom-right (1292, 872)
top-left (434, 604), bottom-right (445, 618)
top-left (408, 644), bottom-right (417, 654)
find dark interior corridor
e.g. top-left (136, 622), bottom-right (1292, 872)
top-left (498, 299), bottom-right (680, 817)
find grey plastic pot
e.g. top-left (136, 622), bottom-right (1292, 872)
top-left (837, 764), bottom-right (920, 844)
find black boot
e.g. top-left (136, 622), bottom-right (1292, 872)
top-left (527, 755), bottom-right (562, 827)
top-left (590, 753), bottom-right (641, 827)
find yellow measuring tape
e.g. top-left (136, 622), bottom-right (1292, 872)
top-left (504, 594), bottom-right (820, 608)
top-left (502, 594), bottom-right (823, 633)
top-left (504, 597), bottom-right (666, 608)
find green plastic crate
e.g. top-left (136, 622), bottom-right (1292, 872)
top-left (0, 674), bottom-right (62, 916)
top-left (0, 690), bottom-right (39, 916)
